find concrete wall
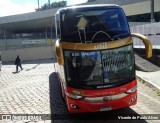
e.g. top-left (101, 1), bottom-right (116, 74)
top-left (0, 39), bottom-right (48, 50)
top-left (0, 8), bottom-right (58, 24)
top-left (1, 46), bottom-right (56, 62)
top-left (84, 0), bottom-right (146, 6)
top-left (122, 0), bottom-right (160, 16)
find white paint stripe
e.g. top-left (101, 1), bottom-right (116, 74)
top-left (138, 91), bottom-right (160, 105)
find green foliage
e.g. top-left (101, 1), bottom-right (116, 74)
top-left (51, 1), bottom-right (67, 8)
top-left (36, 1), bottom-right (67, 11)
top-left (88, 0), bottom-right (96, 2)
top-left (40, 3), bottom-right (50, 10)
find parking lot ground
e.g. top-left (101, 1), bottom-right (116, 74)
top-left (0, 59), bottom-right (160, 123)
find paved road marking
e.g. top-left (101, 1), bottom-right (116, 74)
top-left (138, 91), bottom-right (160, 105)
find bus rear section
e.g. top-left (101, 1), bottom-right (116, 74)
top-left (55, 4), bottom-right (152, 113)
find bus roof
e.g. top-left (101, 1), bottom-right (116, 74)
top-left (57, 4), bottom-right (121, 13)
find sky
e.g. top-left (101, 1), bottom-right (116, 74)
top-left (0, 0), bottom-right (87, 17)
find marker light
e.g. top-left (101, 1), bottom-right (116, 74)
top-left (126, 86), bottom-right (137, 94)
top-left (66, 92), bottom-right (85, 100)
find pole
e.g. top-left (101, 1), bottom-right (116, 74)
top-left (48, 0), bottom-right (51, 8)
top-left (4, 29), bottom-right (7, 49)
top-left (37, 0), bottom-right (40, 10)
top-left (151, 0), bottom-right (155, 22)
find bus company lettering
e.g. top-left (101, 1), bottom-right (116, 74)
top-left (95, 91), bottom-right (116, 96)
top-left (95, 87), bottom-right (127, 96)
top-left (94, 43), bottom-right (107, 49)
top-left (120, 87), bottom-right (127, 92)
top-left (81, 52), bottom-right (95, 56)
top-left (71, 52), bottom-right (79, 57)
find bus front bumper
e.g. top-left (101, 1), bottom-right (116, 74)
top-left (66, 91), bottom-right (137, 113)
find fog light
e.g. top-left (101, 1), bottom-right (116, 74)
top-left (70, 104), bottom-right (80, 110)
top-left (129, 96), bottom-right (136, 104)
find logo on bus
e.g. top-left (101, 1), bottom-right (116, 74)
top-left (94, 43), bottom-right (107, 49)
top-left (103, 97), bottom-right (109, 102)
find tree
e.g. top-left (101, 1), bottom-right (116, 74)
top-left (88, 0), bottom-right (96, 2)
top-left (36, 1), bottom-right (67, 11)
top-left (40, 3), bottom-right (50, 10)
top-left (51, 1), bottom-right (67, 8)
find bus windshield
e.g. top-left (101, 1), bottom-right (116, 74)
top-left (61, 7), bottom-right (130, 42)
top-left (64, 44), bottom-right (135, 89)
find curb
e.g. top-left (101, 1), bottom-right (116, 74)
top-left (136, 75), bottom-right (160, 93)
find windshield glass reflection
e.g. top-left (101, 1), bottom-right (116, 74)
top-left (61, 7), bottom-right (130, 42)
top-left (64, 44), bottom-right (135, 88)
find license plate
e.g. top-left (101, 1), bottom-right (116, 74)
top-left (100, 106), bottom-right (112, 111)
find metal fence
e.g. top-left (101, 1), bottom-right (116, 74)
top-left (130, 22), bottom-right (160, 49)
top-left (0, 38), bottom-right (55, 50)
top-left (0, 29), bottom-right (55, 50)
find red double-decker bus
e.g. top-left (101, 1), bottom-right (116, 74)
top-left (55, 4), bottom-right (152, 113)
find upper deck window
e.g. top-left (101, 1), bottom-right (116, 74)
top-left (60, 7), bottom-right (130, 43)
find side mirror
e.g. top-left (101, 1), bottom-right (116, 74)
top-left (55, 40), bottom-right (64, 65)
top-left (131, 33), bottom-right (152, 58)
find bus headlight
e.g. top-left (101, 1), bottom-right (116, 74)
top-left (126, 86), bottom-right (137, 94)
top-left (66, 92), bottom-right (85, 100)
